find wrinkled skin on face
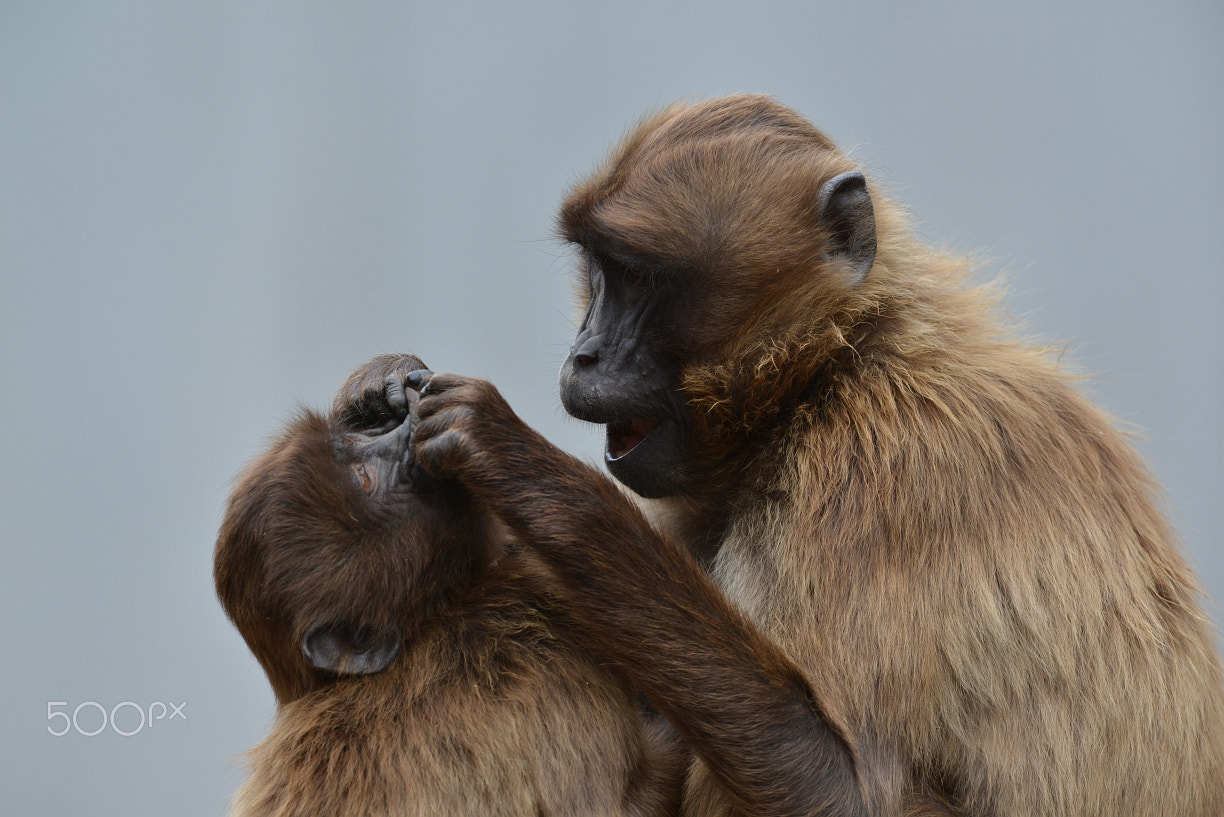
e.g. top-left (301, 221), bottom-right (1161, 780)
top-left (559, 253), bottom-right (692, 498)
top-left (557, 151), bottom-right (874, 501)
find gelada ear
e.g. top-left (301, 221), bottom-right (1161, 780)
top-left (302, 621), bottom-right (401, 675)
top-left (817, 171), bottom-right (876, 283)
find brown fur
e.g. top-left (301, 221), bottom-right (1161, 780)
top-left (591, 96), bottom-right (1224, 816)
top-left (215, 354), bottom-right (681, 817)
top-left (411, 97), bottom-right (1224, 816)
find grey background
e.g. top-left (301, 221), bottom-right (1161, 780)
top-left (2, 2), bottom-right (1220, 814)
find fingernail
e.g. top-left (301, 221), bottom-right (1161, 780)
top-left (406, 369), bottom-right (434, 391)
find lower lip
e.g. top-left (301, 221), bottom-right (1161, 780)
top-left (607, 418), bottom-right (659, 460)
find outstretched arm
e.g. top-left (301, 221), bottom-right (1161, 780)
top-left (413, 373), bottom-right (872, 817)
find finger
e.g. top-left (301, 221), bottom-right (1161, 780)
top-left (413, 429), bottom-right (470, 477)
top-left (418, 372), bottom-right (466, 398)
top-left (415, 384), bottom-right (478, 422)
top-left (405, 369), bottom-right (434, 392)
top-left (384, 375), bottom-right (409, 418)
top-left (412, 404), bottom-right (475, 442)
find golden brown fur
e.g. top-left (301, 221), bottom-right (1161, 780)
top-left (629, 97), bottom-right (1224, 815)
top-left (407, 96), bottom-right (1224, 816)
top-left (230, 559), bottom-right (669, 817)
top-left (216, 355), bottom-right (680, 817)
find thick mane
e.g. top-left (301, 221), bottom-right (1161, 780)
top-left (553, 95), bottom-right (1224, 815)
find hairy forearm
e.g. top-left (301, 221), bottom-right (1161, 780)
top-left (475, 436), bottom-right (869, 817)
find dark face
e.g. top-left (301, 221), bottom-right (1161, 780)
top-left (559, 253), bottom-right (692, 498)
top-left (557, 97), bottom-right (878, 501)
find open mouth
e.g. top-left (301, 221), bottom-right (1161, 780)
top-left (606, 418), bottom-right (660, 460)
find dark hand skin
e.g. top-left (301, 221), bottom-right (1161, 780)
top-left (333, 355), bottom-right (434, 436)
top-left (331, 361), bottom-right (437, 505)
top-left (415, 374), bottom-right (870, 817)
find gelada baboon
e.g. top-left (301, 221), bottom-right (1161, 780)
top-left (215, 354), bottom-right (679, 817)
top-left (410, 96), bottom-right (1224, 816)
